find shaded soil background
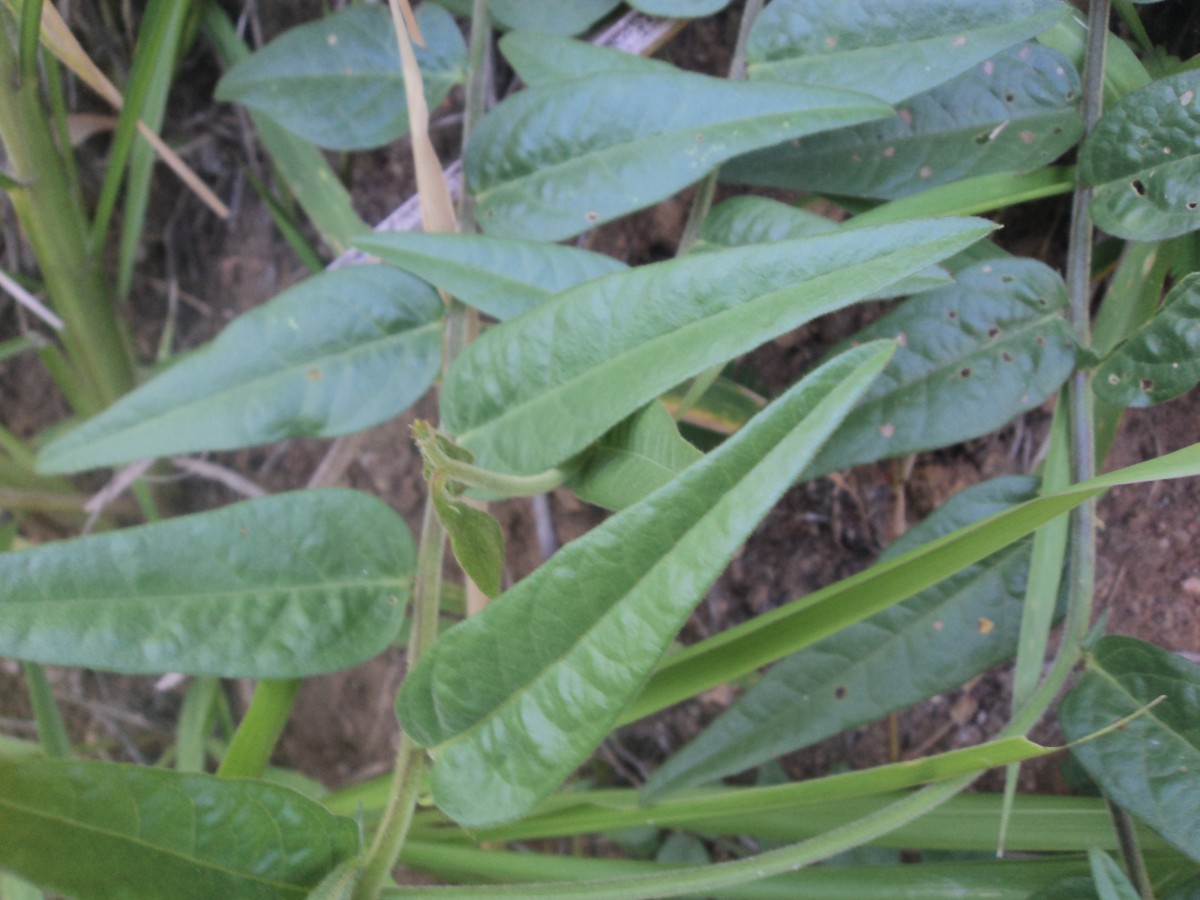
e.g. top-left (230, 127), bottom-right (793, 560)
top-left (1, 0), bottom-right (1199, 847)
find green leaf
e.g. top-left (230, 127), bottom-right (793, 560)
top-left (693, 197), bottom-right (838, 251)
top-left (1059, 635), bottom-right (1200, 862)
top-left (1094, 272), bottom-right (1200, 407)
top-left (1081, 69), bottom-right (1200, 240)
top-left (467, 70), bottom-right (893, 240)
top-left (498, 32), bottom-right (671, 86)
top-left (802, 258), bottom-right (1076, 479)
top-left (443, 217), bottom-right (993, 475)
top-left (642, 476), bottom-right (1041, 799)
top-left (746, 0), bottom-right (1069, 103)
top-left (432, 479), bottom-right (506, 599)
top-left (1090, 849), bottom-right (1141, 900)
top-left (628, 0), bottom-right (732, 16)
top-left (852, 166), bottom-right (1075, 225)
top-left (0, 757), bottom-right (356, 900)
top-left (354, 232), bottom-right (626, 321)
top-left (396, 342), bottom-right (896, 827)
top-left (214, 4), bottom-right (466, 151)
top-left (442, 0), bottom-right (621, 35)
top-left (568, 402), bottom-right (703, 510)
top-left (0, 490), bottom-right (412, 677)
top-left (38, 267), bottom-right (442, 474)
top-left (726, 43), bottom-right (1082, 199)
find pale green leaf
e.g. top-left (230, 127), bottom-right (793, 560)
top-left (397, 342), bottom-right (896, 826)
top-left (442, 217), bottom-right (994, 475)
top-left (467, 70), bottom-right (892, 240)
top-left (1090, 849), bottom-right (1141, 900)
top-left (38, 267), bottom-right (442, 474)
top-left (354, 232), bottom-right (625, 321)
top-left (215, 4), bottom-right (466, 151)
top-left (727, 43), bottom-right (1082, 199)
top-left (643, 477), bottom-right (1041, 799)
top-left (1081, 69), bottom-right (1200, 240)
top-left (433, 485), bottom-right (506, 599)
top-left (693, 196), bottom-right (837, 251)
top-left (0, 490), bottom-right (412, 677)
top-left (746, 0), bottom-right (1069, 103)
top-left (629, 0), bottom-right (732, 16)
top-left (498, 32), bottom-right (671, 86)
top-left (437, 0), bottom-right (621, 35)
top-left (803, 258), bottom-right (1076, 479)
top-left (0, 757), bottom-right (356, 900)
top-left (1094, 272), bottom-right (1200, 406)
top-left (852, 166), bottom-right (1075, 225)
top-left (1059, 636), bottom-right (1200, 862)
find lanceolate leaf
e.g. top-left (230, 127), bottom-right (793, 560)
top-left (432, 479), bottom-right (506, 599)
top-left (568, 402), bottom-right (703, 510)
top-left (466, 70), bottom-right (892, 240)
top-left (693, 196), bottom-right (838, 251)
top-left (0, 757), bottom-right (356, 900)
top-left (643, 477), bottom-right (1041, 799)
top-left (726, 43), bottom-right (1082, 199)
top-left (629, 0), bottom-right (732, 16)
top-left (746, 0), bottom-right (1069, 104)
top-left (446, 0), bottom-right (621, 36)
top-left (38, 267), bottom-right (442, 474)
top-left (1059, 636), bottom-right (1200, 862)
top-left (396, 342), bottom-right (896, 827)
top-left (355, 232), bottom-right (626, 321)
top-left (214, 4), bottom-right (466, 151)
top-left (802, 258), bottom-right (1076, 479)
top-left (0, 490), bottom-right (412, 677)
top-left (1094, 272), bottom-right (1200, 407)
top-left (1090, 849), bottom-right (1141, 900)
top-left (1081, 69), bottom-right (1200, 240)
top-left (443, 217), bottom-right (993, 475)
top-left (498, 32), bottom-right (671, 87)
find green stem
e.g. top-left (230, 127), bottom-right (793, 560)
top-left (23, 662), bottom-right (70, 757)
top-left (456, 0), bottom-right (489, 228)
top-left (1108, 800), bottom-right (1155, 899)
top-left (216, 679), bottom-right (301, 779)
top-left (176, 676), bottom-right (221, 773)
top-left (414, 425), bottom-right (569, 496)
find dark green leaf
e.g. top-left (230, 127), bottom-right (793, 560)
top-left (0, 757), bottom-right (357, 899)
top-left (498, 32), bottom-right (670, 86)
top-left (0, 490), bottom-right (412, 677)
top-left (803, 258), bottom-right (1076, 479)
top-left (746, 0), bottom-right (1069, 103)
top-left (432, 480), bottom-right (506, 599)
top-left (1081, 70), bottom-right (1200, 240)
top-left (725, 43), bottom-right (1082, 199)
top-left (1059, 635), bottom-right (1200, 862)
top-left (396, 343), bottom-right (895, 827)
top-left (1089, 849), bottom-right (1140, 900)
top-left (642, 476), bottom-right (1040, 799)
top-left (467, 70), bottom-right (892, 240)
top-left (214, 4), bottom-right (466, 151)
top-left (568, 402), bottom-right (703, 510)
top-left (38, 267), bottom-right (442, 474)
top-left (354, 232), bottom-right (625, 321)
top-left (1094, 272), bottom-right (1200, 407)
top-left (442, 217), bottom-right (993, 475)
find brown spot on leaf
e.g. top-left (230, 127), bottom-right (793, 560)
top-left (978, 617), bottom-right (994, 634)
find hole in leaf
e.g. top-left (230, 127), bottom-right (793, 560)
top-left (987, 327), bottom-right (1001, 338)
top-left (1140, 378), bottom-right (1154, 391)
top-left (1108, 373), bottom-right (1121, 385)
top-left (1065, 90), bottom-right (1076, 101)
top-left (959, 367), bottom-right (972, 378)
top-left (1131, 179), bottom-right (1146, 196)
top-left (1004, 92), bottom-right (1015, 102)
top-left (585, 211), bottom-right (599, 222)
top-left (835, 686), bottom-right (847, 699)
top-left (1187, 200), bottom-right (1199, 211)
top-left (1002, 351), bottom-right (1014, 362)
top-left (947, 309), bottom-right (958, 320)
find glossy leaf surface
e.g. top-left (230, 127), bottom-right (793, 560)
top-left (355, 232), bottom-right (625, 321)
top-left (1081, 69), bottom-right (1200, 240)
top-left (0, 757), bottom-right (357, 899)
top-left (803, 258), bottom-right (1076, 479)
top-left (746, 0), bottom-right (1069, 103)
top-left (0, 490), bottom-right (412, 677)
top-left (214, 4), bottom-right (465, 151)
top-left (498, 32), bottom-right (670, 87)
top-left (568, 402), bottom-right (702, 510)
top-left (443, 217), bottom-right (992, 474)
top-left (466, 70), bottom-right (892, 240)
top-left (1059, 635), bottom-right (1200, 862)
top-left (726, 43), bottom-right (1081, 199)
top-left (644, 476), bottom-right (1040, 798)
top-left (397, 343), bottom-right (895, 826)
top-left (1094, 272), bottom-right (1200, 407)
top-left (38, 267), bottom-right (442, 474)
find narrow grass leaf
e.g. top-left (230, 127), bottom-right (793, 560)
top-left (1094, 272), bottom-right (1200, 407)
top-left (643, 476), bottom-right (1041, 799)
top-left (37, 267), bottom-right (442, 474)
top-left (0, 757), bottom-right (356, 900)
top-left (355, 232), bottom-right (626, 321)
top-left (726, 43), bottom-right (1081, 199)
top-left (1081, 69), bottom-right (1200, 240)
top-left (853, 166), bottom-right (1075, 225)
top-left (746, 0), bottom-right (1069, 103)
top-left (443, 217), bottom-right (993, 474)
top-left (0, 490), bottom-right (412, 677)
top-left (1059, 636), bottom-right (1200, 862)
top-left (397, 342), bottom-right (896, 827)
top-left (215, 4), bottom-right (465, 151)
top-left (466, 71), bottom-right (892, 240)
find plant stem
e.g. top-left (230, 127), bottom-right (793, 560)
top-left (216, 679), bottom-right (301, 778)
top-left (23, 662), bottom-right (70, 757)
top-left (1108, 800), bottom-right (1155, 899)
